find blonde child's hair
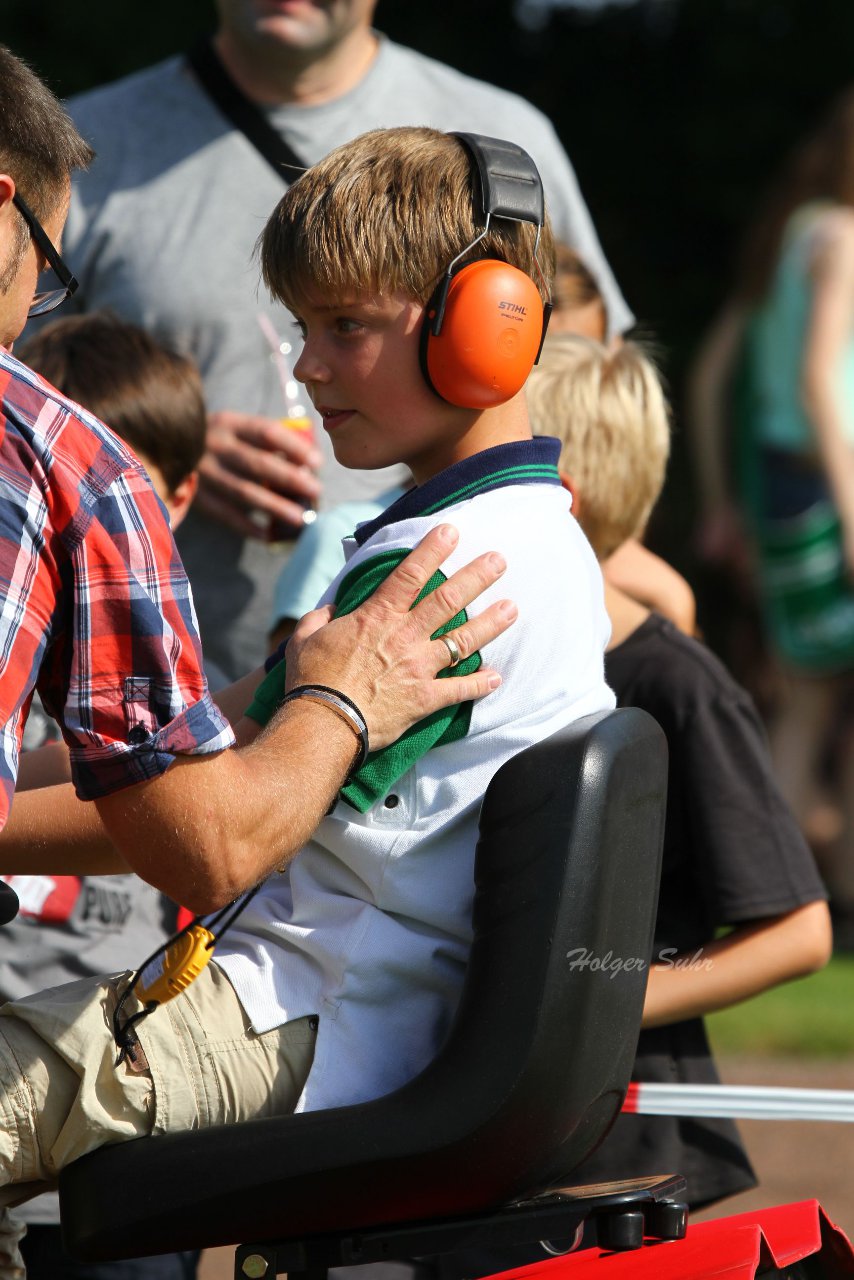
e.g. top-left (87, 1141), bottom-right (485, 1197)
top-left (526, 334), bottom-right (670, 559)
top-left (260, 127), bottom-right (554, 314)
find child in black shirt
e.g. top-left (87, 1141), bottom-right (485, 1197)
top-left (528, 333), bottom-right (832, 1209)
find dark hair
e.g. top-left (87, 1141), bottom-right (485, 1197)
top-left (18, 313), bottom-right (206, 492)
top-left (553, 244), bottom-right (600, 310)
top-left (551, 242), bottom-right (608, 337)
top-left (735, 89), bottom-right (854, 304)
top-left (0, 45), bottom-right (94, 220)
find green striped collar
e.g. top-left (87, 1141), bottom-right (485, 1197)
top-left (354, 437), bottom-right (562, 546)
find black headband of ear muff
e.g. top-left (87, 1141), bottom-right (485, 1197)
top-left (429, 133), bottom-right (548, 339)
top-left (452, 132), bottom-right (546, 228)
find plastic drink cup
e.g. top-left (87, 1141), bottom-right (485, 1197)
top-left (268, 412), bottom-right (318, 542)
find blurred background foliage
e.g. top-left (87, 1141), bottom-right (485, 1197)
top-left (707, 954), bottom-right (854, 1058)
top-left (5, 0), bottom-right (854, 622)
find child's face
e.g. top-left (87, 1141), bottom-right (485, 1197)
top-left (135, 454), bottom-right (196, 532)
top-left (292, 289), bottom-right (468, 485)
top-left (548, 298), bottom-right (607, 343)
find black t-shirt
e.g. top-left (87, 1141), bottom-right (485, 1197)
top-left (573, 613), bottom-right (827, 1209)
top-left (426, 613), bottom-right (829, 1280)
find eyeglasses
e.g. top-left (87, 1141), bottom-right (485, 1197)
top-left (12, 192), bottom-right (78, 318)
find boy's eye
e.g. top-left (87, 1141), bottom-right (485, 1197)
top-left (334, 317), bottom-right (364, 335)
top-left (291, 317), bottom-right (307, 339)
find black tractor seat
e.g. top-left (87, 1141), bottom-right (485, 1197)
top-left (58, 708), bottom-right (686, 1276)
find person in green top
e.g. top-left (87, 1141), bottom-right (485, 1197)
top-left (689, 89), bottom-right (854, 933)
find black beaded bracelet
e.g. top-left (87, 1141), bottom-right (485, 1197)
top-left (280, 684), bottom-right (370, 781)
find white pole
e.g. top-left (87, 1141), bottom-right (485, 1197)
top-left (622, 1082), bottom-right (854, 1123)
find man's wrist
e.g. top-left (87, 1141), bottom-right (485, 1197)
top-left (279, 684), bottom-right (369, 783)
top-left (262, 692), bottom-right (366, 807)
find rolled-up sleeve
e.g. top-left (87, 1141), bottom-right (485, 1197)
top-left (0, 356), bottom-right (236, 826)
top-left (70, 688), bottom-right (234, 799)
top-left (47, 467), bottom-right (236, 799)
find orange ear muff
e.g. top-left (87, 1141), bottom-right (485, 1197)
top-left (420, 259), bottom-right (546, 409)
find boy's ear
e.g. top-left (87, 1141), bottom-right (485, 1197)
top-left (559, 469), bottom-right (581, 517)
top-left (165, 471), bottom-right (199, 530)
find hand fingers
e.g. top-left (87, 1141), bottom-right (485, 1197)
top-left (198, 456), bottom-right (317, 526)
top-left (364, 524), bottom-right (508, 625)
top-left (202, 441), bottom-right (322, 503)
top-left (289, 603), bottom-right (335, 648)
top-left (193, 485), bottom-right (269, 539)
top-left (432, 599), bottom-right (518, 672)
top-left (208, 411), bottom-right (323, 468)
top-left (195, 480), bottom-right (311, 539)
top-left (407, 549), bottom-right (507, 636)
top-left (422, 667), bottom-right (503, 713)
top-left (365, 524), bottom-right (461, 613)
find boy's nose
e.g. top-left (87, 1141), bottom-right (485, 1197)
top-left (293, 342), bottom-right (329, 384)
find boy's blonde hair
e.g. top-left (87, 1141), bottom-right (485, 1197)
top-left (261, 127), bottom-right (554, 314)
top-left (526, 334), bottom-right (670, 560)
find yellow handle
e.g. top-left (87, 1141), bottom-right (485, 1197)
top-left (136, 925), bottom-right (216, 1006)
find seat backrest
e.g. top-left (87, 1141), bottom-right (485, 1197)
top-left (60, 708), bottom-right (667, 1261)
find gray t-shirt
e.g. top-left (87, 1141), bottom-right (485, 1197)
top-left (55, 35), bottom-right (632, 680)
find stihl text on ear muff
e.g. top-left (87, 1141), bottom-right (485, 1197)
top-left (420, 132), bottom-right (553, 410)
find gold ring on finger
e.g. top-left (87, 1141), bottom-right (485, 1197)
top-left (440, 633), bottom-right (463, 669)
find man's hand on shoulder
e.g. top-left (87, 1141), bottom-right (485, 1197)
top-left (287, 524), bottom-right (517, 750)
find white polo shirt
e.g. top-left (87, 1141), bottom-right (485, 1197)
top-left (217, 438), bottom-right (614, 1112)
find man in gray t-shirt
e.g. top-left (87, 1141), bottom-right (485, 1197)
top-left (43, 0), bottom-right (632, 682)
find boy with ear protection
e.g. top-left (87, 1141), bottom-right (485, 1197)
top-left (223, 125), bottom-right (614, 1113)
top-left (0, 127), bottom-right (613, 1194)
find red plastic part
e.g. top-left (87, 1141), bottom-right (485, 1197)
top-left (486, 1201), bottom-right (854, 1280)
top-left (621, 1082), bottom-right (640, 1114)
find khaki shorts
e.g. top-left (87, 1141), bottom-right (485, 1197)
top-left (0, 962), bottom-right (315, 1195)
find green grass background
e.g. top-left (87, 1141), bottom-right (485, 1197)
top-left (706, 954), bottom-right (854, 1058)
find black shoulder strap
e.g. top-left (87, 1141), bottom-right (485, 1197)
top-left (186, 37), bottom-right (307, 182)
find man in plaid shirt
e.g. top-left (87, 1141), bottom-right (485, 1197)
top-left (0, 352), bottom-right (235, 830)
top-left (0, 44), bottom-right (513, 1200)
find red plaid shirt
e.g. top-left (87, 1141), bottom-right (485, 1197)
top-left (0, 350), bottom-right (234, 829)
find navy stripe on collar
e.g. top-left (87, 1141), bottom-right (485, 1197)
top-left (354, 437), bottom-right (562, 546)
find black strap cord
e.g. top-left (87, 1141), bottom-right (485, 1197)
top-left (203, 882), bottom-right (264, 940)
top-left (186, 37), bottom-right (308, 180)
top-left (112, 884), bottom-right (264, 1066)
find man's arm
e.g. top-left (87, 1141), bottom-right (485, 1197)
top-left (0, 701), bottom-right (361, 886)
top-left (521, 109), bottom-right (632, 338)
top-left (1, 526), bottom-right (516, 910)
top-left (16, 741), bottom-right (73, 790)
